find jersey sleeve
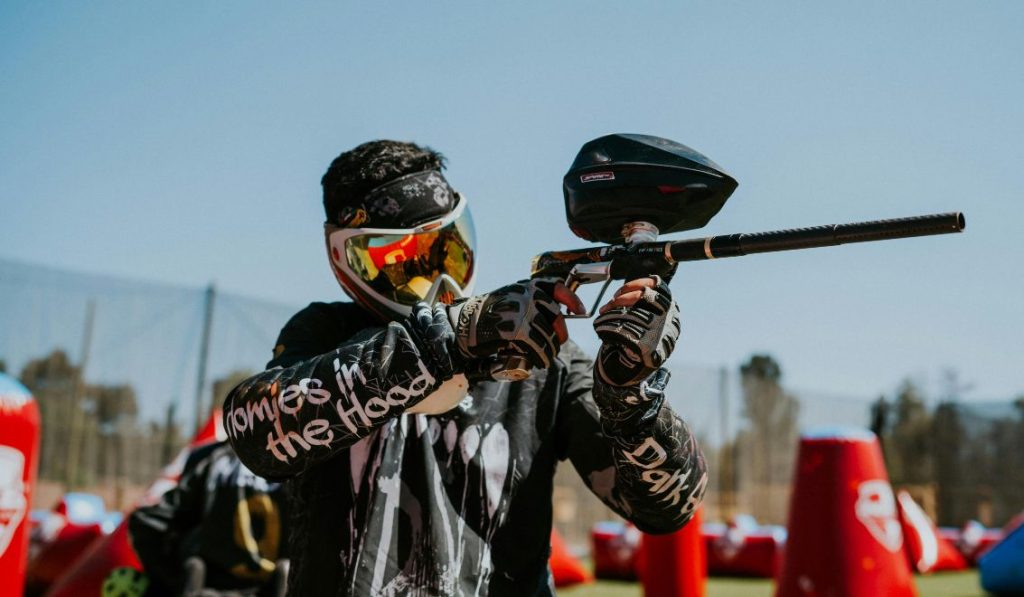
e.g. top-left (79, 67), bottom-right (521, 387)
top-left (555, 342), bottom-right (707, 534)
top-left (128, 443), bottom-right (216, 591)
top-left (223, 303), bottom-right (456, 480)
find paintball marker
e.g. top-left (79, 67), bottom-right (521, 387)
top-left (494, 133), bottom-right (965, 381)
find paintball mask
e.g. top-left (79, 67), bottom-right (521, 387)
top-left (325, 170), bottom-right (477, 320)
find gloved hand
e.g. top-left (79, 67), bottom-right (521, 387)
top-left (447, 279), bottom-right (584, 371)
top-left (593, 276), bottom-right (680, 386)
top-left (404, 302), bottom-right (460, 379)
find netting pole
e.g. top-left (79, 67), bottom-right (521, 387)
top-left (162, 400), bottom-right (177, 464)
top-left (718, 365), bottom-right (730, 520)
top-left (194, 283), bottom-right (215, 435)
top-left (65, 299), bottom-right (95, 489)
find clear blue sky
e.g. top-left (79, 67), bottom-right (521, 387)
top-left (2, 2), bottom-right (1021, 402)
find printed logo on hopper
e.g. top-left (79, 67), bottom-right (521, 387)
top-left (854, 480), bottom-right (903, 552)
top-left (581, 172), bottom-right (615, 183)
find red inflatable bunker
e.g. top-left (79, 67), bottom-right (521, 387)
top-left (895, 490), bottom-right (966, 573)
top-left (0, 374), bottom-right (41, 596)
top-left (640, 507), bottom-right (706, 597)
top-left (776, 428), bottom-right (917, 597)
top-left (704, 516), bottom-right (785, 578)
top-left (25, 492), bottom-right (122, 594)
top-left (25, 520), bottom-right (105, 593)
top-left (549, 529), bottom-right (591, 588)
top-left (938, 522), bottom-right (1003, 566)
top-left (591, 521), bottom-right (641, 580)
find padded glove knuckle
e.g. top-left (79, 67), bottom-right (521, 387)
top-left (594, 286), bottom-right (681, 386)
top-left (451, 280), bottom-right (563, 372)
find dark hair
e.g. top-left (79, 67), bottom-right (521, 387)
top-left (321, 140), bottom-right (446, 224)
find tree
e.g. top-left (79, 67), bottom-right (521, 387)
top-left (20, 349), bottom-right (78, 393)
top-left (870, 396), bottom-right (890, 437)
top-left (160, 401), bottom-right (183, 466)
top-left (19, 350), bottom-right (81, 481)
top-left (211, 369), bottom-right (254, 411)
top-left (931, 401), bottom-right (965, 525)
top-left (990, 397), bottom-right (1024, 522)
top-left (738, 354), bottom-right (800, 522)
top-left (93, 384), bottom-right (138, 430)
top-left (91, 384), bottom-right (138, 481)
top-left (886, 379), bottom-right (932, 485)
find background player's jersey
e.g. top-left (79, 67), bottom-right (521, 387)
top-left (129, 442), bottom-right (289, 594)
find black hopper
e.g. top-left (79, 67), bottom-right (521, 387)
top-left (563, 133), bottom-right (738, 243)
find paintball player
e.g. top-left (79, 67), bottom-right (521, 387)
top-left (129, 441), bottom-right (289, 596)
top-left (223, 140), bottom-right (706, 595)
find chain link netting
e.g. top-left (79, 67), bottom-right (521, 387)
top-left (2, 258), bottom-right (1020, 546)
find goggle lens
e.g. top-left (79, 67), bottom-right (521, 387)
top-left (343, 210), bottom-right (475, 304)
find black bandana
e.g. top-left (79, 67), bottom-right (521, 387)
top-left (336, 170), bottom-right (458, 229)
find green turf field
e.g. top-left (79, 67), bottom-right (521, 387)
top-left (561, 570), bottom-right (985, 596)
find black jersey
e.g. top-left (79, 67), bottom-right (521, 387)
top-left (128, 441), bottom-right (289, 594)
top-left (223, 302), bottom-right (705, 596)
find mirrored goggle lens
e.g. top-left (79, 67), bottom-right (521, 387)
top-left (344, 211), bottom-right (475, 304)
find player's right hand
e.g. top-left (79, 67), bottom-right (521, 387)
top-left (593, 276), bottom-right (680, 386)
top-left (447, 279), bottom-right (585, 370)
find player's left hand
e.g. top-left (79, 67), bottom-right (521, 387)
top-left (593, 276), bottom-right (680, 386)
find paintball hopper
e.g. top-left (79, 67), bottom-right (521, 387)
top-left (564, 133), bottom-right (738, 243)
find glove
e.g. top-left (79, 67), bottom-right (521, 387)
top-left (593, 277), bottom-right (680, 386)
top-left (447, 279), bottom-right (566, 371)
top-left (404, 302), bottom-right (460, 379)
top-left (402, 302), bottom-right (470, 415)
